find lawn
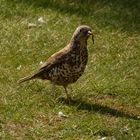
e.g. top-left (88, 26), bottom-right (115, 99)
top-left (0, 0), bottom-right (140, 139)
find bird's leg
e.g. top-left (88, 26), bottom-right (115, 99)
top-left (64, 86), bottom-right (72, 103)
top-left (51, 83), bottom-right (57, 98)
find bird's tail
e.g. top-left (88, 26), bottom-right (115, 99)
top-left (17, 75), bottom-right (35, 84)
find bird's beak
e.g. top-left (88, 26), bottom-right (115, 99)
top-left (88, 30), bottom-right (93, 35)
top-left (88, 31), bottom-right (94, 44)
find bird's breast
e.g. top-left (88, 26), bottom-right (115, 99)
top-left (65, 46), bottom-right (88, 74)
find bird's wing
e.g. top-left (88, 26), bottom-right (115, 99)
top-left (33, 45), bottom-right (71, 78)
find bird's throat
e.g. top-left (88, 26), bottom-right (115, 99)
top-left (79, 38), bottom-right (87, 48)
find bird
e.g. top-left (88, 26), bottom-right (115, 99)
top-left (17, 25), bottom-right (94, 101)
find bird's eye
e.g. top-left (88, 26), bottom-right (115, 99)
top-left (80, 29), bottom-right (82, 32)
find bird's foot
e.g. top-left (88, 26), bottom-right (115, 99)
top-left (65, 96), bottom-right (73, 104)
top-left (57, 96), bottom-right (73, 104)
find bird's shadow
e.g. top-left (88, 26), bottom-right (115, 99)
top-left (59, 97), bottom-right (140, 121)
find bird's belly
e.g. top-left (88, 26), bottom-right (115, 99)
top-left (48, 48), bottom-right (88, 86)
top-left (49, 62), bottom-right (87, 86)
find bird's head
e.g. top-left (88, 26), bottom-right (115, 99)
top-left (71, 25), bottom-right (94, 44)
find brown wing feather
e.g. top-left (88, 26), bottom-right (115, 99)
top-left (32, 44), bottom-right (71, 78)
top-left (17, 44), bottom-right (71, 83)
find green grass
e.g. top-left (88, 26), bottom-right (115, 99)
top-left (0, 0), bottom-right (140, 139)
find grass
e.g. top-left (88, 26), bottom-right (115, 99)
top-left (0, 0), bottom-right (140, 139)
